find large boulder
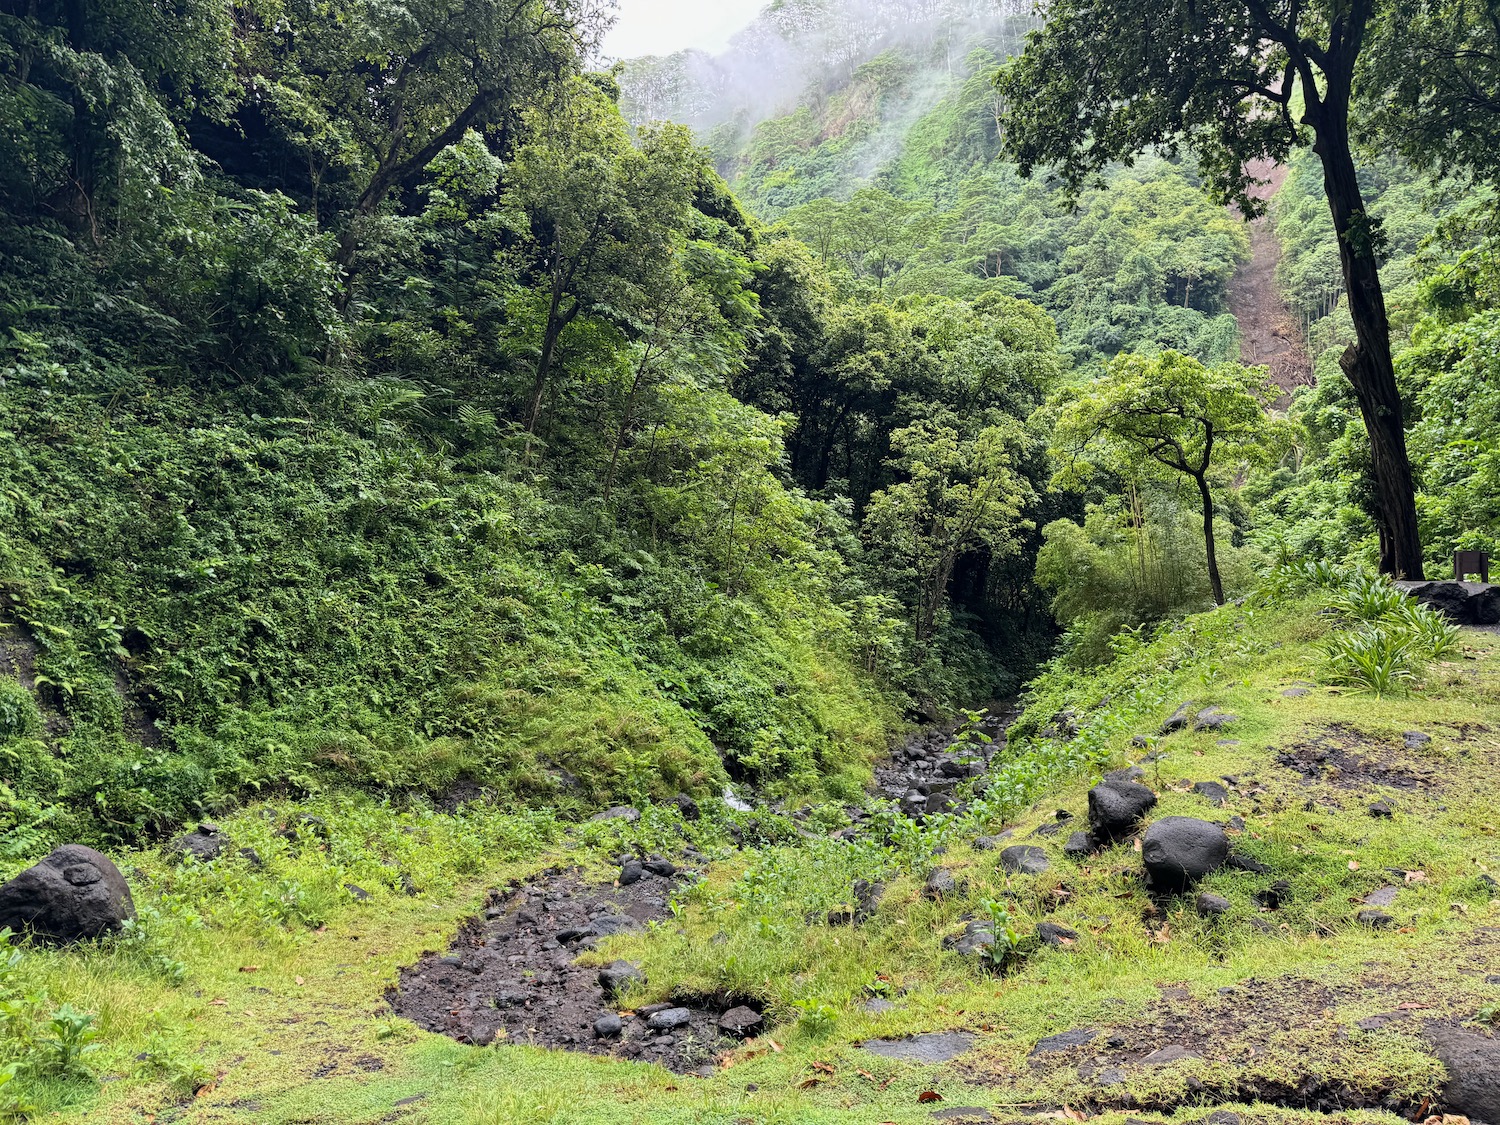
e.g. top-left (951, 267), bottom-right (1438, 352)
top-left (1396, 580), bottom-right (1500, 626)
top-left (0, 845), bottom-right (136, 942)
top-left (1088, 779), bottom-right (1158, 845)
top-left (1428, 1025), bottom-right (1500, 1123)
top-left (1141, 817), bottom-right (1229, 892)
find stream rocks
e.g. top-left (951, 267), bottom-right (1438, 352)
top-left (1141, 817), bottom-right (1229, 892)
top-left (0, 845), bottom-right (136, 942)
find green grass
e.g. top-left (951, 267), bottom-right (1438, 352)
top-left (5, 591), bottom-right (1500, 1122)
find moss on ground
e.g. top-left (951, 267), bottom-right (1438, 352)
top-left (11, 596), bottom-right (1500, 1123)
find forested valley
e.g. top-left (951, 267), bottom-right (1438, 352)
top-left (1, 0), bottom-right (1500, 1119)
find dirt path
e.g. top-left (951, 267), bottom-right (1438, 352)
top-left (1228, 159), bottom-right (1315, 394)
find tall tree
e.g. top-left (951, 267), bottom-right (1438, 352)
top-left (995, 0), bottom-right (1429, 577)
top-left (1049, 352), bottom-right (1293, 605)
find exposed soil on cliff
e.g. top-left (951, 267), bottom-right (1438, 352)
top-left (1229, 159), bottom-right (1315, 396)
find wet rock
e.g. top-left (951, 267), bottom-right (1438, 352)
top-left (170, 822), bottom-right (227, 862)
top-left (1357, 909), bottom-right (1394, 929)
top-left (1036, 922), bottom-right (1077, 947)
top-left (1029, 1028), bottom-right (1098, 1057)
top-left (861, 1031), bottom-right (974, 1062)
top-left (590, 806), bottom-right (641, 824)
top-left (598, 960), bottom-right (645, 998)
top-left (1160, 702), bottom-right (1196, 734)
top-left (593, 1013), bottom-right (623, 1038)
top-left (1368, 799), bottom-right (1394, 818)
top-left (717, 1006), bottom-right (763, 1037)
top-left (1089, 779), bottom-right (1158, 844)
top-left (1193, 707), bottom-right (1237, 731)
top-left (617, 861), bottom-right (644, 887)
top-left (646, 1007), bottom-right (691, 1031)
top-left (1192, 781), bottom-right (1229, 806)
top-left (944, 920), bottom-right (996, 957)
top-left (1064, 831), bottom-right (1093, 859)
top-left (1141, 817), bottom-right (1229, 892)
top-left (923, 869), bottom-right (959, 900)
top-left (1427, 1025), bottom-right (1500, 1122)
top-left (672, 794), bottom-right (700, 821)
top-left (643, 858), bottom-right (677, 877)
top-left (999, 845), bottom-right (1050, 877)
top-left (0, 845), bottom-right (136, 942)
top-left (1196, 892), bottom-right (1231, 917)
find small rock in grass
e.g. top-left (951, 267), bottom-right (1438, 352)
top-left (999, 845), bottom-right (1050, 877)
top-left (973, 833), bottom-right (1011, 851)
top-left (1192, 781), bottom-right (1229, 806)
top-left (1141, 1044), bottom-right (1201, 1065)
top-left (672, 793), bottom-right (700, 820)
top-left (1228, 851), bottom-right (1270, 874)
top-left (1282, 687), bottom-right (1310, 698)
top-left (643, 858), bottom-right (676, 877)
top-left (923, 869), bottom-right (958, 900)
top-left (646, 1007), bottom-right (691, 1031)
top-left (237, 847), bottom-right (263, 868)
top-left (1064, 831), bottom-right (1093, 859)
top-left (343, 883), bottom-right (370, 901)
top-left (1368, 799), bottom-right (1394, 818)
top-left (944, 920), bottom-right (996, 957)
top-left (1193, 707), bottom-right (1237, 731)
top-left (170, 824), bottom-right (227, 862)
top-left (1104, 766), bottom-right (1145, 784)
top-left (1141, 817), bottom-right (1229, 892)
top-left (1036, 922), bottom-right (1077, 947)
top-left (1160, 702), bottom-right (1196, 734)
top-left (1196, 892), bottom-right (1232, 917)
top-left (598, 960), bottom-right (644, 998)
top-left (1088, 780), bottom-right (1158, 844)
top-left (1357, 909), bottom-right (1395, 929)
top-left (1254, 880), bottom-right (1290, 910)
top-left (590, 806), bottom-right (642, 824)
top-left (861, 998), bottom-right (896, 1014)
top-left (617, 861), bottom-right (644, 887)
top-left (1028, 1028), bottom-right (1098, 1057)
top-left (717, 1006), bottom-right (763, 1037)
top-left (1403, 731), bottom-right (1432, 750)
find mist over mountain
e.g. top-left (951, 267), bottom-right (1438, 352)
top-left (618, 0), bottom-right (1039, 201)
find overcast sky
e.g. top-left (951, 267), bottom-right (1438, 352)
top-left (602, 0), bottom-right (767, 59)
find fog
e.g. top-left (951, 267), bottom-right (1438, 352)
top-left (617, 0), bottom-right (1037, 136)
top-left (602, 0), bottom-right (767, 60)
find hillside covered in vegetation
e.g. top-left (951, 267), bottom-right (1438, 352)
top-left (1, 0), bottom-right (1499, 1118)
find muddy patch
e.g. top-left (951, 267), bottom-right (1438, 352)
top-left (1276, 725), bottom-right (1437, 790)
top-left (389, 867), bottom-right (762, 1074)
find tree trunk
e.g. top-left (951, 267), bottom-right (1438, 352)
top-left (1195, 472), bottom-right (1225, 606)
top-left (1307, 97), bottom-right (1425, 579)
